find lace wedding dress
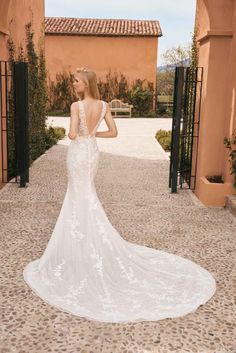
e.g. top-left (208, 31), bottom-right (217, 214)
top-left (23, 100), bottom-right (217, 323)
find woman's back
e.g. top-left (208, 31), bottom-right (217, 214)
top-left (78, 99), bottom-right (106, 138)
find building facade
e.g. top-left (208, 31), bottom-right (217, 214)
top-left (194, 0), bottom-right (236, 206)
top-left (44, 17), bottom-right (162, 110)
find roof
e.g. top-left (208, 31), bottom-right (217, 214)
top-left (45, 17), bottom-right (162, 37)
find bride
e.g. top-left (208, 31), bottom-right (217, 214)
top-left (23, 67), bottom-right (217, 323)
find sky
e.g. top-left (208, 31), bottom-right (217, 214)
top-left (45, 0), bottom-right (197, 66)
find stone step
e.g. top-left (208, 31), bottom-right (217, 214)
top-left (225, 194), bottom-right (236, 217)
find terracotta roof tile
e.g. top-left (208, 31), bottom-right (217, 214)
top-left (45, 17), bottom-right (162, 37)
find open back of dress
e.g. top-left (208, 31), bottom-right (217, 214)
top-left (78, 100), bottom-right (106, 139)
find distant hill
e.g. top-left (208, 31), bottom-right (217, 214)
top-left (157, 58), bottom-right (190, 72)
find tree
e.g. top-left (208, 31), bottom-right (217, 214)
top-left (157, 71), bottom-right (174, 96)
top-left (161, 43), bottom-right (191, 70)
top-left (157, 43), bottom-right (192, 96)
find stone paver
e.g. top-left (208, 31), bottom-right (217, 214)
top-left (0, 118), bottom-right (235, 353)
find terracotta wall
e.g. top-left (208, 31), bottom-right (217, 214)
top-left (194, 0), bottom-right (236, 206)
top-left (0, 0), bottom-right (45, 188)
top-left (0, 0), bottom-right (45, 60)
top-left (45, 34), bottom-right (158, 104)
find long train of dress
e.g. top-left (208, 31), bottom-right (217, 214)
top-left (23, 100), bottom-right (217, 323)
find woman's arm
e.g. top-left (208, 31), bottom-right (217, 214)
top-left (68, 102), bottom-right (79, 140)
top-left (95, 103), bottom-right (118, 138)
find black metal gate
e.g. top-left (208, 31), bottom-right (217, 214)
top-left (169, 66), bottom-right (203, 192)
top-left (0, 60), bottom-right (29, 187)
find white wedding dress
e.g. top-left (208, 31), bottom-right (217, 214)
top-left (23, 99), bottom-right (217, 323)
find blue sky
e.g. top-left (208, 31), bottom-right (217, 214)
top-left (45, 0), bottom-right (197, 65)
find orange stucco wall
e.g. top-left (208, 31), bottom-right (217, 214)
top-left (45, 34), bottom-right (158, 104)
top-left (194, 0), bottom-right (236, 206)
top-left (0, 0), bottom-right (45, 61)
top-left (0, 0), bottom-right (45, 188)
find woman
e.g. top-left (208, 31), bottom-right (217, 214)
top-left (23, 67), bottom-right (216, 323)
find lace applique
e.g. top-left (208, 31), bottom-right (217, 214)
top-left (90, 244), bottom-right (104, 277)
top-left (114, 256), bottom-right (138, 284)
top-left (53, 259), bottom-right (66, 280)
top-left (71, 220), bottom-right (86, 240)
top-left (95, 216), bottom-right (113, 250)
top-left (66, 279), bottom-right (88, 297)
top-left (71, 199), bottom-right (86, 240)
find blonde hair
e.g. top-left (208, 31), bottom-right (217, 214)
top-left (75, 67), bottom-right (100, 100)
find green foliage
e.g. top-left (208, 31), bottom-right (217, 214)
top-left (97, 69), bottom-right (130, 102)
top-left (157, 71), bottom-right (175, 96)
top-left (206, 175), bottom-right (224, 183)
top-left (25, 21), bottom-right (49, 163)
top-left (6, 20), bottom-right (62, 174)
top-left (46, 110), bottom-right (70, 117)
top-left (145, 111), bottom-right (157, 118)
top-left (5, 39), bottom-right (17, 178)
top-left (156, 96), bottom-right (173, 117)
top-left (98, 70), bottom-right (154, 116)
top-left (47, 71), bottom-right (77, 113)
top-left (157, 105), bottom-right (167, 115)
top-left (155, 129), bottom-right (172, 151)
top-left (224, 128), bottom-right (236, 188)
top-left (190, 26), bottom-right (199, 70)
top-left (157, 33), bottom-right (197, 98)
top-left (98, 70), bottom-right (155, 116)
top-left (44, 126), bottom-right (66, 150)
top-left (129, 79), bottom-right (154, 117)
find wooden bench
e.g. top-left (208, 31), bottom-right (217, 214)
top-left (108, 99), bottom-right (133, 118)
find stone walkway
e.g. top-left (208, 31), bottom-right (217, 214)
top-left (0, 118), bottom-right (235, 353)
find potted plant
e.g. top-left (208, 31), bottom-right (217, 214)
top-left (223, 128), bottom-right (236, 189)
top-left (206, 175), bottom-right (224, 183)
top-left (199, 130), bottom-right (236, 207)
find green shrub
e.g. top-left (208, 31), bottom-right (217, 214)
top-left (129, 79), bottom-right (154, 117)
top-left (145, 111), bottom-right (157, 118)
top-left (44, 126), bottom-right (66, 150)
top-left (47, 71), bottom-right (77, 113)
top-left (155, 129), bottom-right (172, 151)
top-left (157, 105), bottom-right (167, 115)
top-left (46, 110), bottom-right (70, 117)
top-left (224, 128), bottom-right (236, 188)
top-left (7, 21), bottom-right (50, 169)
top-left (50, 126), bottom-right (66, 140)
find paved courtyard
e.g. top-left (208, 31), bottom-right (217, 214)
top-left (0, 118), bottom-right (235, 353)
top-left (47, 116), bottom-right (172, 160)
